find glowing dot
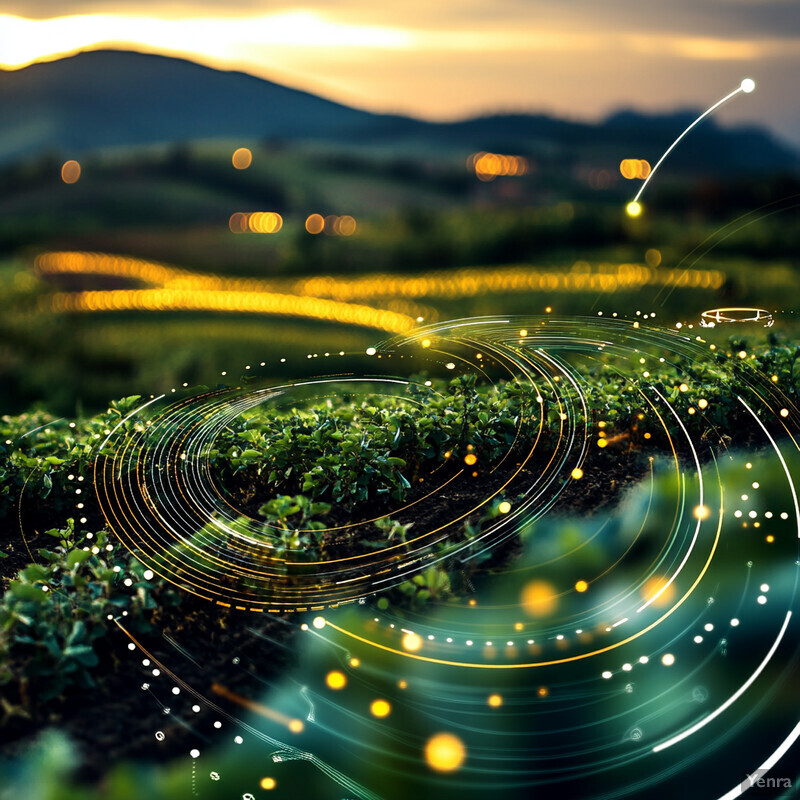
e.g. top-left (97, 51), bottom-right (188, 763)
top-left (639, 656), bottom-right (649, 664)
top-left (421, 339), bottom-right (432, 348)
top-left (521, 580), bottom-right (557, 617)
top-left (190, 749), bottom-right (200, 758)
top-left (661, 653), bottom-right (675, 666)
top-left (679, 383), bottom-right (689, 392)
top-left (498, 501), bottom-right (512, 514)
top-left (398, 680), bottom-right (408, 689)
top-left (626, 201), bottom-right (642, 217)
top-left (766, 535), bottom-right (775, 543)
top-left (312, 616), bottom-right (326, 629)
top-left (370, 699), bottom-right (391, 718)
top-left (698, 398), bottom-right (708, 409)
top-left (571, 468), bottom-right (584, 480)
top-left (781, 512), bottom-right (789, 519)
top-left (694, 635), bottom-right (703, 644)
top-left (289, 719), bottom-right (304, 733)
top-left (760, 583), bottom-right (770, 592)
top-left (425, 733), bottom-right (466, 772)
top-left (403, 632), bottom-right (422, 651)
top-left (622, 663), bottom-right (632, 671)
top-left (234, 736), bottom-right (243, 744)
top-left (780, 408), bottom-right (789, 417)
top-left (446, 362), bottom-right (456, 370)
top-left (575, 580), bottom-right (588, 593)
top-left (464, 453), bottom-right (477, 466)
top-left (752, 482), bottom-right (760, 489)
top-left (61, 160), bottom-right (81, 184)
top-left (260, 777), bottom-right (277, 790)
top-left (349, 657), bottom-right (360, 667)
top-left (366, 347), bottom-right (377, 356)
top-left (731, 618), bottom-right (740, 626)
top-left (741, 78), bottom-right (755, 93)
top-left (143, 570), bottom-right (154, 580)
top-left (545, 306), bottom-right (552, 313)
top-left (488, 694), bottom-right (503, 707)
top-left (757, 595), bottom-right (767, 605)
top-left (694, 505), bottom-right (711, 521)
top-left (326, 671), bottom-right (346, 690)
top-left (537, 687), bottom-right (549, 697)
top-left (602, 670), bottom-right (613, 679)
top-left (192, 705), bottom-right (200, 713)
top-left (738, 351), bottom-right (747, 359)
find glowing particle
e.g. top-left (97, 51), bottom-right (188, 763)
top-left (698, 398), bottom-right (708, 409)
top-left (260, 777), bottom-right (277, 790)
top-left (661, 653), bottom-right (675, 666)
top-left (575, 580), bottom-right (589, 593)
top-left (190, 749), bottom-right (200, 758)
top-left (312, 616), bottom-right (326, 629)
top-left (519, 329), bottom-right (528, 337)
top-left (760, 583), bottom-right (769, 592)
top-left (571, 468), bottom-right (584, 480)
top-left (498, 501), bottom-right (512, 514)
top-left (61, 160), bottom-right (81, 184)
top-left (464, 454), bottom-right (477, 466)
top-left (602, 671), bottom-right (613, 679)
top-left (741, 78), bottom-right (756, 93)
top-left (766, 535), bottom-right (775, 543)
top-left (537, 687), bottom-right (549, 697)
top-left (232, 148), bottom-right (252, 169)
top-left (234, 736), bottom-right (243, 744)
top-left (402, 632), bottom-right (423, 651)
top-left (398, 680), bottom-right (408, 689)
top-left (597, 439), bottom-right (607, 448)
top-left (693, 505), bottom-right (711, 521)
top-left (446, 362), bottom-right (456, 370)
top-left (326, 671), bottom-right (346, 690)
top-left (694, 635), bottom-right (703, 644)
top-left (521, 581), bottom-right (557, 617)
top-left (366, 347), bottom-right (377, 356)
top-left (421, 339), bottom-right (432, 348)
top-left (425, 733), bottom-right (466, 772)
top-left (731, 618), bottom-right (740, 626)
top-left (289, 719), bottom-right (304, 733)
top-left (622, 663), bottom-right (632, 671)
top-left (780, 408), bottom-right (789, 417)
top-left (143, 570), bottom-right (154, 580)
top-left (757, 595), bottom-right (767, 605)
top-left (626, 201), bottom-right (642, 217)
top-left (642, 576), bottom-right (675, 607)
top-left (639, 656), bottom-right (649, 664)
top-left (488, 694), bottom-right (503, 707)
top-left (679, 383), bottom-right (689, 392)
top-left (349, 658), bottom-right (360, 668)
top-left (370, 699), bottom-right (391, 718)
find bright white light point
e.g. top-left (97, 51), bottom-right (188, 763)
top-left (446, 637), bottom-right (453, 643)
top-left (742, 494), bottom-right (749, 501)
top-left (741, 78), bottom-right (755, 93)
top-left (781, 512), bottom-right (789, 519)
top-left (143, 570), bottom-right (154, 580)
top-left (128, 643), bottom-right (136, 651)
top-left (639, 656), bottom-right (649, 664)
top-left (704, 623), bottom-right (714, 632)
top-left (312, 616), bottom-right (326, 629)
top-left (190, 749), bottom-right (200, 758)
top-left (761, 583), bottom-right (770, 592)
top-left (446, 362), bottom-right (456, 370)
top-left (734, 510), bottom-right (743, 518)
top-left (602, 671), bottom-right (613, 679)
top-left (214, 721), bottom-right (222, 728)
top-left (757, 595), bottom-right (767, 604)
top-left (626, 201), bottom-right (642, 217)
top-left (152, 669), bottom-right (160, 676)
top-left (234, 736), bottom-right (243, 744)
top-left (731, 618), bottom-right (740, 626)
top-left (428, 635), bottom-right (435, 640)
top-left (556, 634), bottom-right (564, 640)
top-left (752, 482), bottom-right (760, 489)
top-left (694, 636), bottom-right (703, 644)
top-left (123, 578), bottom-right (133, 587)
top-left (765, 512), bottom-right (773, 519)
top-left (192, 705), bottom-right (201, 713)
top-left (622, 663), bottom-right (632, 671)
top-left (466, 640), bottom-right (473, 646)
top-left (366, 347), bottom-right (377, 356)
top-left (749, 511), bottom-right (757, 519)
top-left (661, 653), bottom-right (675, 666)
top-left (507, 641), bottom-right (514, 646)
top-left (300, 623), bottom-right (308, 631)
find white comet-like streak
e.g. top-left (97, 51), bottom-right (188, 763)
top-left (653, 611), bottom-right (792, 753)
top-left (632, 79), bottom-right (755, 206)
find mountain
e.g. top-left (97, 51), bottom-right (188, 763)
top-left (0, 49), bottom-right (797, 173)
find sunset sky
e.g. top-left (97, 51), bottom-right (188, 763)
top-left (2, 1), bottom-right (799, 144)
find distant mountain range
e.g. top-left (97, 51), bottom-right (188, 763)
top-left (1, 49), bottom-right (797, 172)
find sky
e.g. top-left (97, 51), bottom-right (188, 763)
top-left (2, 1), bottom-right (800, 145)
